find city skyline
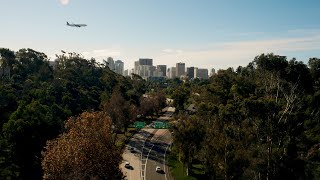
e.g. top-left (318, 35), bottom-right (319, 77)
top-left (1, 0), bottom-right (320, 70)
top-left (104, 56), bottom-right (212, 79)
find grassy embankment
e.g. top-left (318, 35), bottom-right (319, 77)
top-left (115, 127), bottom-right (137, 147)
top-left (167, 147), bottom-right (206, 180)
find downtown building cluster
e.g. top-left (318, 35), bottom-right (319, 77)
top-left (106, 57), bottom-right (216, 80)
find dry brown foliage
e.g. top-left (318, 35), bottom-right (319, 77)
top-left (42, 111), bottom-right (124, 180)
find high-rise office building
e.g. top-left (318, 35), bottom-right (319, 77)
top-left (129, 68), bottom-right (134, 76)
top-left (153, 68), bottom-right (163, 77)
top-left (195, 68), bottom-right (208, 79)
top-left (157, 65), bottom-right (167, 77)
top-left (134, 61), bottom-right (139, 70)
top-left (133, 58), bottom-right (155, 79)
top-left (150, 66), bottom-right (156, 76)
top-left (123, 69), bottom-right (129, 76)
top-left (169, 67), bottom-right (177, 79)
top-left (176, 62), bottom-right (185, 78)
top-left (186, 67), bottom-right (195, 79)
top-left (139, 58), bottom-right (153, 66)
top-left (115, 60), bottom-right (124, 75)
top-left (135, 65), bottom-right (154, 78)
top-left (107, 57), bottom-right (115, 71)
top-left (210, 68), bottom-right (216, 77)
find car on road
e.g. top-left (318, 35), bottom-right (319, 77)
top-left (130, 147), bottom-right (135, 153)
top-left (127, 146), bottom-right (135, 152)
top-left (156, 166), bottom-right (161, 173)
top-left (125, 161), bottom-right (130, 168)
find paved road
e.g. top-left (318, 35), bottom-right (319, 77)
top-left (121, 112), bottom-right (173, 180)
top-left (145, 129), bottom-right (172, 180)
top-left (121, 128), bottom-right (155, 180)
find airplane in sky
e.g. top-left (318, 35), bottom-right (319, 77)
top-left (66, 22), bottom-right (87, 27)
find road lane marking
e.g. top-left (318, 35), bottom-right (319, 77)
top-left (141, 129), bottom-right (157, 180)
top-left (145, 129), bottom-right (170, 180)
top-left (164, 140), bottom-right (172, 180)
top-left (129, 156), bottom-right (132, 180)
top-left (139, 128), bottom-right (171, 180)
top-left (144, 130), bottom-right (165, 180)
top-left (144, 143), bottom-right (155, 179)
top-left (140, 130), bottom-right (151, 180)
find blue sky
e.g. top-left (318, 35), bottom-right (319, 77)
top-left (1, 0), bottom-right (320, 70)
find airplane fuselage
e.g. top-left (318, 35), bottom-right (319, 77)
top-left (66, 22), bottom-right (87, 27)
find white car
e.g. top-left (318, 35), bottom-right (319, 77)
top-left (125, 161), bottom-right (130, 168)
top-left (156, 166), bottom-right (161, 172)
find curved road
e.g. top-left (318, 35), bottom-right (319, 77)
top-left (145, 129), bottom-right (172, 180)
top-left (121, 118), bottom-right (172, 180)
top-left (121, 128), bottom-right (155, 180)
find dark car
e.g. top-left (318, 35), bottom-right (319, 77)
top-left (130, 147), bottom-right (135, 153)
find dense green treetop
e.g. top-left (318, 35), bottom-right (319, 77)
top-left (1, 48), bottom-right (320, 179)
top-left (171, 53), bottom-right (320, 179)
top-left (0, 48), bottom-right (146, 179)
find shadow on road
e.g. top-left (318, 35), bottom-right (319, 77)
top-left (125, 128), bottom-right (172, 167)
top-left (157, 169), bottom-right (165, 174)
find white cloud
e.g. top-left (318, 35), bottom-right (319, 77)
top-left (47, 48), bottom-right (121, 62)
top-left (44, 28), bottom-right (320, 71)
top-left (155, 34), bottom-right (320, 70)
top-left (162, 49), bottom-right (174, 53)
top-left (82, 48), bottom-right (121, 60)
top-left (162, 48), bottom-right (183, 54)
top-left (59, 0), bottom-right (70, 6)
top-left (176, 50), bottom-right (183, 53)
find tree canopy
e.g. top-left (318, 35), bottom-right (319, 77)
top-left (42, 112), bottom-right (123, 180)
top-left (171, 53), bottom-right (320, 179)
top-left (0, 48), bottom-right (146, 179)
top-left (1, 48), bottom-right (320, 179)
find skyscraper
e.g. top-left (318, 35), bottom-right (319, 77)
top-left (169, 67), bottom-right (177, 79)
top-left (114, 60), bottom-right (124, 75)
top-left (123, 69), bottom-right (129, 76)
top-left (195, 68), bottom-right (208, 79)
top-left (176, 62), bottom-right (185, 78)
top-left (210, 68), bottom-right (216, 77)
top-left (139, 58), bottom-right (153, 66)
top-left (134, 58), bottom-right (154, 79)
top-left (157, 65), bottom-right (167, 77)
top-left (107, 57), bottom-right (115, 71)
top-left (186, 67), bottom-right (195, 79)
